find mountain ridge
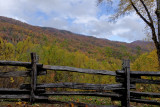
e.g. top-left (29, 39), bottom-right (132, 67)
top-left (0, 16), bottom-right (152, 44)
top-left (0, 16), bottom-right (154, 61)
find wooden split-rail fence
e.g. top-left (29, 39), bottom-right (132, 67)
top-left (0, 53), bottom-right (160, 107)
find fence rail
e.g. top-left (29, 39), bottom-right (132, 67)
top-left (0, 53), bottom-right (160, 107)
top-left (0, 60), bottom-right (42, 67)
top-left (43, 65), bottom-right (116, 75)
top-left (117, 70), bottom-right (160, 76)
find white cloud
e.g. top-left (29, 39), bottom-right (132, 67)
top-left (41, 17), bottom-right (68, 30)
top-left (79, 13), bottom-right (146, 42)
top-left (0, 0), bottom-right (147, 42)
top-left (112, 29), bottom-right (131, 35)
top-left (73, 17), bottom-right (98, 24)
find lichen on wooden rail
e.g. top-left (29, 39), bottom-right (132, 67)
top-left (0, 88), bottom-right (45, 94)
top-left (0, 60), bottom-right (42, 67)
top-left (20, 83), bottom-right (127, 91)
top-left (37, 83), bottom-right (126, 91)
top-left (0, 95), bottom-right (30, 99)
top-left (0, 70), bottom-right (46, 78)
top-left (131, 91), bottom-right (160, 98)
top-left (116, 70), bottom-right (160, 76)
top-left (116, 77), bottom-right (160, 84)
top-left (43, 65), bottom-right (116, 75)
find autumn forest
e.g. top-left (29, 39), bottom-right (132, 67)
top-left (0, 16), bottom-right (160, 106)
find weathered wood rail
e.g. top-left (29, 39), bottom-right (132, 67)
top-left (0, 53), bottom-right (160, 107)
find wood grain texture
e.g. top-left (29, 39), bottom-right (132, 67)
top-left (116, 77), bottom-right (160, 84)
top-left (37, 83), bottom-right (124, 91)
top-left (0, 60), bottom-right (42, 67)
top-left (43, 65), bottom-right (116, 75)
top-left (41, 91), bottom-right (122, 98)
top-left (0, 70), bottom-right (46, 78)
top-left (0, 95), bottom-right (29, 99)
top-left (0, 88), bottom-right (45, 94)
top-left (30, 53), bottom-right (38, 103)
top-left (131, 91), bottom-right (160, 98)
top-left (121, 60), bottom-right (130, 107)
top-left (116, 70), bottom-right (160, 76)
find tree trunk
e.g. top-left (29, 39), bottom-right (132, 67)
top-left (155, 44), bottom-right (160, 67)
top-left (156, 0), bottom-right (160, 67)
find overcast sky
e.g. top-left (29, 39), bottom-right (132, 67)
top-left (0, 0), bottom-right (147, 43)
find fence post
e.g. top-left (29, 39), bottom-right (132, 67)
top-left (30, 53), bottom-right (38, 104)
top-left (121, 60), bottom-right (130, 107)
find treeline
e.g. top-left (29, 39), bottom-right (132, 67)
top-left (0, 37), bottom-right (121, 89)
top-left (0, 35), bottom-right (159, 102)
top-left (0, 18), bottom-right (143, 62)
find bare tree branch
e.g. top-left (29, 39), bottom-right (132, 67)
top-left (139, 0), bottom-right (154, 25)
top-left (129, 0), bottom-right (151, 27)
top-left (130, 0), bottom-right (159, 56)
top-left (138, 0), bottom-right (158, 43)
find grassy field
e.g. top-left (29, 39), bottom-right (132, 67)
top-left (0, 96), bottom-right (116, 107)
top-left (0, 96), bottom-right (159, 107)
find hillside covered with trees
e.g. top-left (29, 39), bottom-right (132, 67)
top-left (0, 16), bottom-right (154, 62)
top-left (0, 16), bottom-right (159, 106)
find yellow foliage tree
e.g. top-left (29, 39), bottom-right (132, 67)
top-left (132, 50), bottom-right (159, 71)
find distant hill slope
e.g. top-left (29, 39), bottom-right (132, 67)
top-left (0, 16), bottom-right (154, 61)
